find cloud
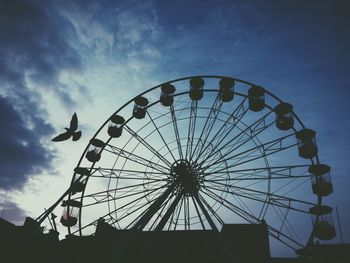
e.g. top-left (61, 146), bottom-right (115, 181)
top-left (54, 0), bottom-right (164, 95)
top-left (0, 0), bottom-right (89, 193)
top-left (0, 96), bottom-right (55, 190)
top-left (0, 0), bottom-right (83, 108)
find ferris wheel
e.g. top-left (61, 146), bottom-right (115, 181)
top-left (37, 75), bottom-right (336, 255)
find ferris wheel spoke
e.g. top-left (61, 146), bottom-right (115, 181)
top-left (273, 176), bottom-right (310, 197)
top-left (155, 192), bottom-right (183, 231)
top-left (203, 166), bottom-right (310, 182)
top-left (199, 194), bottom-right (225, 227)
top-left (171, 96), bottom-right (192, 119)
top-left (203, 180), bottom-right (315, 209)
top-left (116, 189), bottom-right (168, 228)
top-left (112, 180), bottom-right (168, 201)
top-left (184, 196), bottom-right (190, 230)
top-left (83, 179), bottom-right (164, 199)
top-left (194, 193), bottom-right (223, 231)
top-left (146, 111), bottom-right (177, 163)
top-left (147, 107), bottom-right (169, 117)
top-left (113, 192), bottom-right (160, 226)
top-left (266, 219), bottom-right (305, 249)
top-left (201, 122), bottom-right (284, 170)
top-left (114, 201), bottom-right (151, 228)
top-left (88, 167), bottom-right (167, 179)
top-left (186, 197), bottom-right (192, 230)
top-left (202, 164), bottom-right (310, 180)
top-left (171, 195), bottom-right (184, 230)
top-left (203, 146), bottom-right (292, 176)
top-left (204, 174), bottom-right (310, 182)
top-left (170, 105), bottom-right (184, 159)
top-left (82, 182), bottom-right (168, 208)
top-left (208, 179), bottom-right (314, 206)
top-left (190, 196), bottom-right (205, 230)
top-left (202, 134), bottom-right (297, 173)
top-left (231, 191), bottom-right (257, 218)
top-left (131, 182), bottom-right (177, 231)
top-left (193, 97), bottom-right (248, 165)
top-left (203, 182), bottom-right (310, 214)
top-left (90, 175), bottom-right (166, 180)
top-left (197, 110), bottom-right (274, 167)
top-left (166, 204), bottom-right (177, 230)
top-left (149, 190), bottom-right (178, 230)
top-left (105, 143), bottom-right (170, 173)
top-left (123, 124), bottom-right (173, 167)
top-left (73, 185), bottom-right (165, 234)
top-left (272, 205), bottom-right (303, 245)
top-left (113, 193), bottom-right (164, 229)
top-left (185, 101), bottom-right (198, 160)
top-left (199, 187), bottom-right (257, 224)
top-left (190, 95), bottom-right (222, 162)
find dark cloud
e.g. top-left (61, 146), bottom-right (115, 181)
top-left (0, 199), bottom-right (27, 226)
top-left (0, 0), bottom-right (82, 106)
top-left (0, 0), bottom-right (84, 191)
top-left (0, 96), bottom-right (55, 190)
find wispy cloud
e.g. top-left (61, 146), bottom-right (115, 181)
top-left (1, 0), bottom-right (349, 253)
top-left (0, 0), bottom-right (83, 106)
top-left (0, 96), bottom-right (55, 190)
top-left (0, 0), bottom-right (83, 190)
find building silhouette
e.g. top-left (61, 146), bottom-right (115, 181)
top-left (1, 216), bottom-right (349, 263)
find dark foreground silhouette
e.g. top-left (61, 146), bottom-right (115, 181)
top-left (0, 217), bottom-right (349, 263)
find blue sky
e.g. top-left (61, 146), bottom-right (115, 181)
top-left (0, 0), bottom-right (349, 257)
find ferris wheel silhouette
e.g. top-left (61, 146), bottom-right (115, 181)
top-left (37, 75), bottom-right (336, 255)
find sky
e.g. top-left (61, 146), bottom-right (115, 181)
top-left (0, 0), bottom-right (350, 257)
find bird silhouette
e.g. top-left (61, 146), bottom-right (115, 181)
top-left (52, 112), bottom-right (82, 142)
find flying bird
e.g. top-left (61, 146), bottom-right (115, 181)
top-left (52, 112), bottom-right (82, 142)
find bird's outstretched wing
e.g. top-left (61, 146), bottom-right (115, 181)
top-left (72, 131), bottom-right (82, 141)
top-left (52, 131), bottom-right (71, 142)
top-left (69, 112), bottom-right (78, 131)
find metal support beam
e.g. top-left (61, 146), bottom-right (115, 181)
top-left (132, 182), bottom-right (176, 231)
top-left (193, 194), bottom-right (219, 232)
top-left (155, 192), bottom-right (183, 231)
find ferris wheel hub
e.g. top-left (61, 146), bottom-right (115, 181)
top-left (170, 159), bottom-right (202, 196)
